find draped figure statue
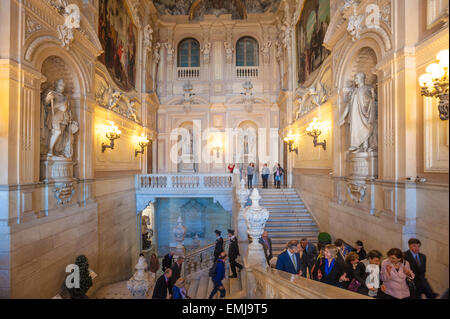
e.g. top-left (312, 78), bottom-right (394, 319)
top-left (339, 72), bottom-right (377, 153)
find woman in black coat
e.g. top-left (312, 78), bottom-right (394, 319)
top-left (312, 244), bottom-right (348, 288)
top-left (342, 252), bottom-right (367, 293)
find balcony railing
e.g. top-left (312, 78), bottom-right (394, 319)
top-left (236, 66), bottom-right (259, 78)
top-left (177, 67), bottom-right (200, 80)
top-left (137, 174), bottom-right (233, 190)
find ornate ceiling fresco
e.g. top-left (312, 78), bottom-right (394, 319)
top-left (152, 0), bottom-right (281, 20)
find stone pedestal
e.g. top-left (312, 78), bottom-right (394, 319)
top-left (237, 179), bottom-right (250, 243)
top-left (173, 216), bottom-right (186, 257)
top-left (348, 152), bottom-right (378, 180)
top-left (40, 156), bottom-right (75, 182)
top-left (244, 189), bottom-right (269, 269)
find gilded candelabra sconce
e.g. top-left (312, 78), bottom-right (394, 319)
top-left (283, 131), bottom-right (298, 154)
top-left (135, 133), bottom-right (150, 157)
top-left (211, 140), bottom-right (223, 158)
top-left (102, 121), bottom-right (121, 153)
top-left (306, 118), bottom-right (326, 150)
top-left (419, 49), bottom-right (449, 121)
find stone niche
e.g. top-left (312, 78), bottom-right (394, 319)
top-left (39, 55), bottom-right (80, 206)
top-left (340, 47), bottom-right (379, 181)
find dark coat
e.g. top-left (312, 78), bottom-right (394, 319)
top-left (312, 257), bottom-right (345, 287)
top-left (301, 243), bottom-right (318, 269)
top-left (152, 274), bottom-right (170, 299)
top-left (161, 254), bottom-right (173, 271)
top-left (342, 261), bottom-right (367, 292)
top-left (276, 250), bottom-right (303, 275)
top-left (214, 237), bottom-right (224, 258)
top-left (352, 248), bottom-right (367, 261)
top-left (259, 237), bottom-right (273, 261)
top-left (404, 250), bottom-right (436, 298)
top-left (169, 262), bottom-right (183, 292)
top-left (212, 259), bottom-right (226, 285)
top-left (228, 236), bottom-right (240, 260)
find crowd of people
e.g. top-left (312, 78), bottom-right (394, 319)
top-left (227, 162), bottom-right (286, 189)
top-left (268, 235), bottom-right (442, 299)
top-left (147, 228), bottom-right (445, 300)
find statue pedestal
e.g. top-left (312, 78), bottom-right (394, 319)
top-left (348, 152), bottom-right (378, 180)
top-left (40, 156), bottom-right (75, 182)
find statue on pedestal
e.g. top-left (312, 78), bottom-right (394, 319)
top-left (339, 72), bottom-right (377, 153)
top-left (41, 79), bottom-right (79, 159)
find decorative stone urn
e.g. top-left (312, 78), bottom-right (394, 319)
top-left (127, 256), bottom-right (153, 299)
top-left (173, 216), bottom-right (187, 256)
top-left (237, 179), bottom-right (250, 242)
top-left (243, 188), bottom-right (269, 268)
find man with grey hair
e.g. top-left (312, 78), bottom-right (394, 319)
top-left (275, 240), bottom-right (303, 275)
top-left (259, 231), bottom-right (273, 265)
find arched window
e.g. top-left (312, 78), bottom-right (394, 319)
top-left (178, 38), bottom-right (200, 67)
top-left (236, 37), bottom-right (259, 66)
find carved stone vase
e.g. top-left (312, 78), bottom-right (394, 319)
top-left (173, 216), bottom-right (187, 256)
top-left (244, 188), bottom-right (269, 268)
top-left (127, 256), bottom-right (153, 299)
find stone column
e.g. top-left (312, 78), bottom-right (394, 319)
top-left (244, 188), bottom-right (269, 269)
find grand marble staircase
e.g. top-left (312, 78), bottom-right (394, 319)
top-left (258, 188), bottom-right (319, 256)
top-left (187, 271), bottom-right (244, 299)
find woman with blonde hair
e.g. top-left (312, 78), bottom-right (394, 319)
top-left (172, 277), bottom-right (190, 299)
top-left (311, 244), bottom-right (348, 287)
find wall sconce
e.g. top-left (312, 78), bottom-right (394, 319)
top-left (135, 133), bottom-right (150, 157)
top-left (212, 140), bottom-right (223, 158)
top-left (102, 121), bottom-right (121, 153)
top-left (419, 49), bottom-right (449, 120)
top-left (306, 118), bottom-right (326, 150)
top-left (283, 131), bottom-right (298, 154)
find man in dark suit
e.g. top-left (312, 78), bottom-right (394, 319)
top-left (404, 238), bottom-right (439, 299)
top-left (276, 240), bottom-right (303, 275)
top-left (299, 238), bottom-right (318, 278)
top-left (213, 230), bottom-right (224, 262)
top-left (152, 268), bottom-right (172, 299)
top-left (228, 229), bottom-right (243, 278)
top-left (259, 231), bottom-right (273, 265)
top-left (169, 256), bottom-right (184, 293)
top-left (162, 251), bottom-right (174, 272)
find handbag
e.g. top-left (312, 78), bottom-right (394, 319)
top-left (404, 262), bottom-right (416, 294)
top-left (347, 278), bottom-right (361, 292)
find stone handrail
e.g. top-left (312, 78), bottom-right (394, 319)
top-left (177, 67), bottom-right (200, 80)
top-left (236, 66), bottom-right (259, 78)
top-left (183, 239), bottom-right (230, 278)
top-left (137, 174), bottom-right (233, 190)
top-left (250, 265), bottom-right (372, 299)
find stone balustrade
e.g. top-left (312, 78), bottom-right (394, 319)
top-left (236, 66), bottom-right (259, 78)
top-left (137, 174), bottom-right (233, 190)
top-left (177, 67), bottom-right (200, 80)
top-left (183, 240), bottom-right (230, 278)
top-left (250, 266), bottom-right (372, 299)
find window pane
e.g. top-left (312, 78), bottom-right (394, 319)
top-left (236, 37), bottom-right (258, 67)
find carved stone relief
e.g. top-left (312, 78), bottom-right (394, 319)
top-left (56, 3), bottom-right (81, 49)
top-left (294, 82), bottom-right (328, 120)
top-left (25, 15), bottom-right (43, 39)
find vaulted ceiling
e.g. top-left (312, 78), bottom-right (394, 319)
top-left (152, 0), bottom-right (281, 20)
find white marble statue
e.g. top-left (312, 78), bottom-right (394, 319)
top-left (153, 42), bottom-right (161, 64)
top-left (143, 25), bottom-right (153, 52)
top-left (165, 43), bottom-right (175, 65)
top-left (41, 79), bottom-right (78, 158)
top-left (57, 3), bottom-right (80, 49)
top-left (339, 72), bottom-right (377, 153)
top-left (261, 41), bottom-right (272, 64)
top-left (201, 42), bottom-right (211, 64)
top-left (224, 41), bottom-right (234, 64)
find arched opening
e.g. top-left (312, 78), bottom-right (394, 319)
top-left (236, 36), bottom-right (259, 66)
top-left (178, 38), bottom-right (200, 67)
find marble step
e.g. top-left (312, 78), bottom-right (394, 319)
top-left (195, 275), bottom-right (209, 299)
top-left (229, 276), bottom-right (242, 296)
top-left (265, 226), bottom-right (319, 232)
top-left (267, 231), bottom-right (319, 237)
top-left (187, 278), bottom-right (200, 299)
top-left (266, 218), bottom-right (315, 225)
top-left (267, 212), bottom-right (311, 217)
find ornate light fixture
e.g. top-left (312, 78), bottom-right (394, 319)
top-left (306, 118), bottom-right (326, 150)
top-left (135, 133), bottom-right (150, 157)
top-left (211, 139), bottom-right (223, 158)
top-left (419, 49), bottom-right (449, 120)
top-left (283, 131), bottom-right (298, 154)
top-left (102, 121), bottom-right (121, 153)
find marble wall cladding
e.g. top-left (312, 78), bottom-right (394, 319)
top-left (155, 197), bottom-right (231, 255)
top-left (292, 170), bottom-right (449, 295)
